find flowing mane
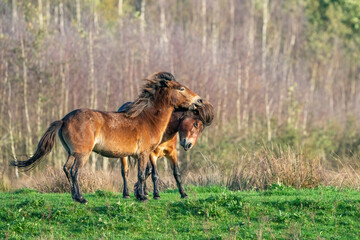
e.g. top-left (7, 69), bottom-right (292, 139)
top-left (182, 101), bottom-right (214, 127)
top-left (196, 101), bottom-right (214, 126)
top-left (125, 72), bottom-right (176, 118)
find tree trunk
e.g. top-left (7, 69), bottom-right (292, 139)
top-left (38, 0), bottom-right (44, 29)
top-left (89, 29), bottom-right (96, 109)
top-left (221, 63), bottom-right (231, 128)
top-left (159, 0), bottom-right (168, 54)
top-left (5, 62), bottom-right (18, 178)
top-left (201, 0), bottom-right (207, 55)
top-left (12, 0), bottom-right (17, 33)
top-left (350, 62), bottom-right (356, 111)
top-left (76, 0), bottom-right (81, 27)
top-left (236, 61), bottom-right (242, 131)
top-left (140, 0), bottom-right (146, 34)
top-left (59, 50), bottom-right (65, 118)
top-left (0, 55), bottom-right (8, 117)
top-left (89, 28), bottom-right (97, 171)
top-left (270, 30), bottom-right (281, 137)
top-left (229, 0), bottom-right (235, 47)
top-left (279, 25), bottom-right (296, 124)
top-left (216, 68), bottom-right (223, 132)
top-left (140, 0), bottom-right (148, 70)
top-left (93, 0), bottom-right (99, 33)
top-left (243, 1), bottom-right (254, 132)
top-left (64, 62), bottom-right (69, 114)
top-left (54, 6), bottom-right (58, 27)
top-left (262, 0), bottom-right (271, 141)
top-left (129, 50), bottom-right (134, 100)
top-left (105, 79), bottom-right (110, 111)
top-left (59, 1), bottom-right (65, 36)
top-left (36, 61), bottom-right (43, 137)
top-left (303, 63), bottom-right (318, 134)
top-left (118, 0), bottom-right (123, 16)
top-left (326, 58), bottom-right (335, 116)
top-left (243, 65), bottom-right (249, 133)
top-left (8, 110), bottom-right (19, 179)
top-left (45, 0), bottom-right (50, 28)
top-left (211, 1), bottom-right (218, 66)
top-left (341, 77), bottom-right (346, 116)
top-left (21, 37), bottom-right (33, 154)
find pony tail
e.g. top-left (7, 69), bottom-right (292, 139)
top-left (11, 120), bottom-right (63, 171)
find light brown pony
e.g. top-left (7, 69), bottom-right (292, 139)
top-left (11, 72), bottom-right (203, 203)
top-left (118, 101), bottom-right (214, 199)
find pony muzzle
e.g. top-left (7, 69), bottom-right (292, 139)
top-left (195, 97), bottom-right (203, 106)
top-left (190, 97), bottom-right (203, 110)
top-left (180, 138), bottom-right (193, 151)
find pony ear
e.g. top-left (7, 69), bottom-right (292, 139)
top-left (155, 72), bottom-right (176, 81)
top-left (160, 79), bottom-right (170, 88)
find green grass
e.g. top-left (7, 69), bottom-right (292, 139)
top-left (1, 185), bottom-right (360, 239)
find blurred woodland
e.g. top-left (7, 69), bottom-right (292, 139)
top-left (1, 0), bottom-right (360, 189)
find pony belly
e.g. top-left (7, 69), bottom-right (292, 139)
top-left (92, 137), bottom-right (139, 158)
top-left (92, 142), bottom-right (135, 158)
top-left (92, 148), bottom-right (132, 158)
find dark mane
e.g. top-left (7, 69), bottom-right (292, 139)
top-left (117, 102), bottom-right (133, 113)
top-left (197, 101), bottom-right (214, 126)
top-left (184, 101), bottom-right (214, 127)
top-left (124, 72), bottom-right (176, 118)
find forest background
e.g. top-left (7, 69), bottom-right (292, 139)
top-left (1, 0), bottom-right (360, 191)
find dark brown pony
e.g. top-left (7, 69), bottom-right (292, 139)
top-left (118, 101), bottom-right (214, 199)
top-left (11, 72), bottom-right (203, 203)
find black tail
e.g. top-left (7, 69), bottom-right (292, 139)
top-left (11, 120), bottom-right (63, 171)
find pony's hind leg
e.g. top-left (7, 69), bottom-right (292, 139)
top-left (120, 157), bottom-right (130, 198)
top-left (70, 153), bottom-right (90, 204)
top-left (59, 129), bottom-right (73, 186)
top-left (63, 155), bottom-right (75, 185)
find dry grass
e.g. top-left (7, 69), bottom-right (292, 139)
top-left (322, 159), bottom-right (360, 189)
top-left (12, 167), bottom-right (125, 193)
top-left (11, 166), bottom-right (172, 194)
top-left (183, 146), bottom-right (360, 191)
top-left (5, 146), bottom-right (360, 193)
top-left (226, 146), bottom-right (324, 191)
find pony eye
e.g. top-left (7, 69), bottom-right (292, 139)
top-left (180, 87), bottom-right (185, 92)
top-left (194, 122), bottom-right (198, 128)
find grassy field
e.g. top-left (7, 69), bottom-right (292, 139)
top-left (1, 185), bottom-right (359, 239)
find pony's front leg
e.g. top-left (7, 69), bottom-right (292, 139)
top-left (143, 160), bottom-right (153, 196)
top-left (134, 152), bottom-right (149, 201)
top-left (149, 154), bottom-right (161, 199)
top-left (168, 151), bottom-right (188, 198)
top-left (120, 157), bottom-right (130, 198)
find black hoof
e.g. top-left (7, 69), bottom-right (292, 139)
top-left (144, 192), bottom-right (149, 196)
top-left (181, 193), bottom-right (188, 199)
top-left (137, 196), bottom-right (148, 202)
top-left (123, 195), bottom-right (130, 199)
top-left (76, 198), bottom-right (88, 204)
top-left (153, 196), bottom-right (161, 200)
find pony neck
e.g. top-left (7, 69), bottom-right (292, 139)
top-left (163, 111), bottom-right (184, 141)
top-left (141, 88), bottom-right (175, 137)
